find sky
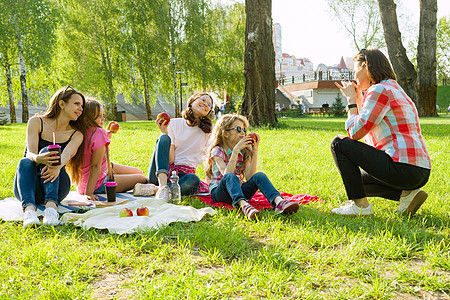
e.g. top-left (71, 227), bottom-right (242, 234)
top-left (214, 0), bottom-right (450, 67)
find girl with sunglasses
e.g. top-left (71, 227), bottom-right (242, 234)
top-left (205, 114), bottom-right (299, 220)
top-left (134, 92), bottom-right (214, 200)
top-left (331, 49), bottom-right (431, 216)
top-left (14, 86), bottom-right (86, 227)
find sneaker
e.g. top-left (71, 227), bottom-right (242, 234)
top-left (155, 185), bottom-right (171, 202)
top-left (133, 183), bottom-right (157, 196)
top-left (43, 207), bottom-right (60, 226)
top-left (331, 201), bottom-right (374, 216)
top-left (395, 189), bottom-right (428, 216)
top-left (241, 203), bottom-right (259, 220)
top-left (23, 210), bottom-right (40, 228)
top-left (274, 199), bottom-right (299, 215)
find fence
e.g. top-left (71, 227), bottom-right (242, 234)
top-left (279, 71), bottom-right (354, 85)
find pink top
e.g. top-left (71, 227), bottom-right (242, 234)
top-left (77, 127), bottom-right (110, 194)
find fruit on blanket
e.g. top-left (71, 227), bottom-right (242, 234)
top-left (136, 206), bottom-right (149, 216)
top-left (248, 133), bottom-right (258, 143)
top-left (119, 208), bottom-right (133, 217)
top-left (156, 112), bottom-right (170, 125)
top-left (107, 121), bottom-right (120, 133)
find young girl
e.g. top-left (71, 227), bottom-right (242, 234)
top-left (14, 86), bottom-right (85, 227)
top-left (205, 114), bottom-right (299, 220)
top-left (134, 92), bottom-right (213, 200)
top-left (77, 98), bottom-right (149, 200)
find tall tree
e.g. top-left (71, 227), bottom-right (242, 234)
top-left (436, 16), bottom-right (449, 83)
top-left (57, 0), bottom-right (125, 120)
top-left (240, 0), bottom-right (276, 126)
top-left (378, 0), bottom-right (438, 116)
top-left (326, 0), bottom-right (385, 50)
top-left (0, 1), bottom-right (17, 123)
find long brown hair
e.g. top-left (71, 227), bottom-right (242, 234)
top-left (354, 48), bottom-right (396, 84)
top-left (42, 86), bottom-right (87, 185)
top-left (205, 114), bottom-right (251, 180)
top-left (181, 92), bottom-right (213, 133)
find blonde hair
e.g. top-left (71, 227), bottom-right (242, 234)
top-left (205, 114), bottom-right (251, 179)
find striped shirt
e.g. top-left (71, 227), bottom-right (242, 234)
top-left (345, 79), bottom-right (431, 169)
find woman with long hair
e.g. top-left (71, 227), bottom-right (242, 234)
top-left (14, 86), bottom-right (86, 227)
top-left (133, 92), bottom-right (213, 200)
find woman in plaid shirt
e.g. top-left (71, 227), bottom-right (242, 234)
top-left (331, 49), bottom-right (431, 216)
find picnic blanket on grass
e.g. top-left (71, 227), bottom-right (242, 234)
top-left (62, 198), bottom-right (216, 234)
top-left (196, 191), bottom-right (321, 210)
top-left (1, 192), bottom-right (216, 234)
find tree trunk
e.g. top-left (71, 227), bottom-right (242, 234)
top-left (172, 56), bottom-right (179, 118)
top-left (143, 72), bottom-right (152, 120)
top-left (13, 13), bottom-right (28, 123)
top-left (416, 0), bottom-right (438, 116)
top-left (100, 46), bottom-right (117, 120)
top-left (4, 58), bottom-right (16, 123)
top-left (378, 0), bottom-right (418, 106)
top-left (241, 0), bottom-right (276, 126)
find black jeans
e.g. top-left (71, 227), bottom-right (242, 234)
top-left (330, 135), bottom-right (430, 201)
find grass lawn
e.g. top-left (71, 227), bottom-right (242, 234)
top-left (1, 116), bottom-right (449, 299)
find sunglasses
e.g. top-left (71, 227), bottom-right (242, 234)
top-left (58, 85), bottom-right (76, 101)
top-left (225, 126), bottom-right (247, 134)
top-left (360, 48), bottom-right (368, 64)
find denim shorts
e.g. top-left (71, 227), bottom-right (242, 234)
top-left (93, 176), bottom-right (109, 194)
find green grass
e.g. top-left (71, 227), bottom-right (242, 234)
top-left (1, 116), bottom-right (449, 299)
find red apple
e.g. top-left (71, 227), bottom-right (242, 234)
top-left (156, 112), bottom-right (170, 125)
top-left (248, 133), bottom-right (259, 144)
top-left (119, 208), bottom-right (133, 217)
top-left (136, 206), bottom-right (149, 216)
top-left (107, 121), bottom-right (120, 133)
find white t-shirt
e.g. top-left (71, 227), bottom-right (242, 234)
top-left (167, 118), bottom-right (211, 168)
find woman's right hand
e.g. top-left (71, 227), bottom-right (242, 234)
top-left (156, 118), bottom-right (169, 135)
top-left (335, 81), bottom-right (357, 104)
top-left (35, 151), bottom-right (60, 166)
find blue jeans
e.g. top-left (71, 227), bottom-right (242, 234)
top-left (148, 134), bottom-right (200, 195)
top-left (13, 147), bottom-right (71, 210)
top-left (211, 172), bottom-right (281, 207)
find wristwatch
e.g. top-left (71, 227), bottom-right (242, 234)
top-left (346, 104), bottom-right (357, 111)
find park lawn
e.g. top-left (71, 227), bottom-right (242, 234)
top-left (0, 116), bottom-right (449, 299)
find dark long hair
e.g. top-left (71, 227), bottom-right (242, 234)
top-left (181, 92), bottom-right (213, 133)
top-left (41, 86), bottom-right (87, 185)
top-left (354, 49), bottom-right (396, 84)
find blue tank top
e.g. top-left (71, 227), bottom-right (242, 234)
top-left (23, 117), bottom-right (77, 157)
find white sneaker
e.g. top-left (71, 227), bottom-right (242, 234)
top-left (155, 185), bottom-right (171, 202)
top-left (23, 210), bottom-right (40, 228)
top-left (133, 183), bottom-right (157, 196)
top-left (395, 189), bottom-right (428, 216)
top-left (43, 207), bottom-right (60, 226)
top-left (331, 201), bottom-right (374, 216)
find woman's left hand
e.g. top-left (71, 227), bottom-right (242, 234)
top-left (41, 165), bottom-right (62, 183)
top-left (249, 133), bottom-right (260, 153)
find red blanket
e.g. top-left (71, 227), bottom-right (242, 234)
top-left (196, 192), bottom-right (321, 210)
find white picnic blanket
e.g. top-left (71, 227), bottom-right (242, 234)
top-left (62, 198), bottom-right (217, 234)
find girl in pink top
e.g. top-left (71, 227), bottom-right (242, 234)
top-left (77, 98), bottom-right (149, 201)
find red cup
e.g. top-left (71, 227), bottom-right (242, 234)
top-left (48, 144), bottom-right (61, 166)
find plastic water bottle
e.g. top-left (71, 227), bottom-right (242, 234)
top-left (170, 171), bottom-right (181, 203)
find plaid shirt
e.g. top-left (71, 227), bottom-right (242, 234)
top-left (345, 79), bottom-right (431, 169)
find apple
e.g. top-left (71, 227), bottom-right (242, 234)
top-left (136, 206), bottom-right (149, 216)
top-left (119, 208), bottom-right (133, 217)
top-left (248, 133), bottom-right (259, 144)
top-left (156, 112), bottom-right (170, 125)
top-left (107, 121), bottom-right (120, 133)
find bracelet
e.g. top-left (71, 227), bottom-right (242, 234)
top-left (347, 104), bottom-right (357, 111)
